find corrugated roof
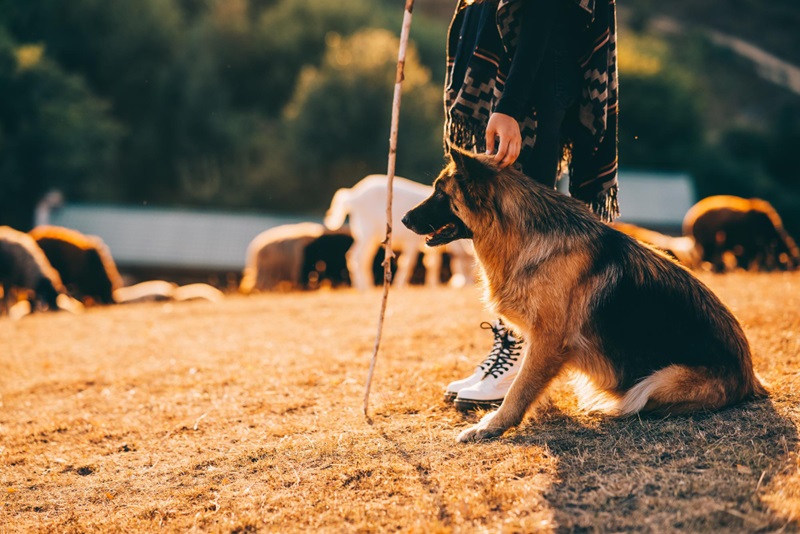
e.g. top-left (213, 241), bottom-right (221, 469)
top-left (559, 170), bottom-right (696, 226)
top-left (616, 171), bottom-right (696, 225)
top-left (49, 204), bottom-right (310, 270)
top-left (47, 171), bottom-right (694, 271)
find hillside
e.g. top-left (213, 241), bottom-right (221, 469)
top-left (638, 0), bottom-right (800, 67)
top-left (415, 0), bottom-right (800, 132)
top-left (417, 0), bottom-right (800, 66)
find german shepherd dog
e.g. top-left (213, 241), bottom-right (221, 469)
top-left (402, 149), bottom-right (767, 442)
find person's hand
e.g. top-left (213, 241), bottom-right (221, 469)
top-left (485, 112), bottom-right (521, 168)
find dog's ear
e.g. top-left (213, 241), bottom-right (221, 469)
top-left (448, 145), bottom-right (495, 183)
top-left (446, 145), bottom-right (496, 212)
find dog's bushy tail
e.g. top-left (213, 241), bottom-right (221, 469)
top-left (324, 188), bottom-right (351, 231)
top-left (615, 364), bottom-right (767, 415)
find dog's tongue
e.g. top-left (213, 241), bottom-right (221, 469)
top-left (427, 223), bottom-right (455, 242)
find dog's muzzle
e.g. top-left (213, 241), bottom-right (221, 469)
top-left (403, 197), bottom-right (471, 247)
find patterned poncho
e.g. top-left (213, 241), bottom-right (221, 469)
top-left (445, 0), bottom-right (620, 222)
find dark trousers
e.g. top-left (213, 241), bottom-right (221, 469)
top-left (519, 29), bottom-right (582, 189)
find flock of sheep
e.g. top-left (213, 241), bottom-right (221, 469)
top-left (0, 225), bottom-right (224, 319)
top-left (239, 177), bottom-right (800, 295)
top-left (2, 176), bottom-right (799, 319)
top-left (613, 195), bottom-right (799, 272)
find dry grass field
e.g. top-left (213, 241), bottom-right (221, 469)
top-left (2, 272), bottom-right (800, 533)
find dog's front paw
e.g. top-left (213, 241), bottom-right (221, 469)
top-left (457, 425), bottom-right (504, 442)
top-left (456, 411), bottom-right (506, 443)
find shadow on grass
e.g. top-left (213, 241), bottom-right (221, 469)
top-left (504, 398), bottom-right (798, 532)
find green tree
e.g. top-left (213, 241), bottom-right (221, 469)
top-left (252, 0), bottom-right (378, 116)
top-left (280, 29), bottom-right (444, 212)
top-left (0, 0), bottom-right (451, 215)
top-left (2, 0), bottom-right (188, 204)
top-left (617, 31), bottom-right (705, 170)
top-left (619, 72), bottom-right (704, 170)
top-left (764, 105), bottom-right (800, 189)
top-left (0, 30), bottom-right (122, 230)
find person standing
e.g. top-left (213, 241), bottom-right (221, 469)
top-left (442, 0), bottom-right (620, 411)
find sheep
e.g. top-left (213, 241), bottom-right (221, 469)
top-left (240, 223), bottom-right (330, 293)
top-left (324, 175), bottom-right (475, 291)
top-left (300, 232), bottom-right (355, 290)
top-left (611, 221), bottom-right (700, 269)
top-left (683, 195), bottom-right (800, 272)
top-left (29, 226), bottom-right (123, 305)
top-left (113, 280), bottom-right (178, 304)
top-left (112, 281), bottom-right (225, 304)
top-left (173, 283), bottom-right (225, 303)
top-left (0, 226), bottom-right (66, 314)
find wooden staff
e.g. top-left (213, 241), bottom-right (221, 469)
top-left (363, 0), bottom-right (416, 418)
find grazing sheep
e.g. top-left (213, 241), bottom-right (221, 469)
top-left (300, 232), bottom-right (355, 290)
top-left (324, 175), bottom-right (475, 291)
top-left (240, 223), bottom-right (331, 293)
top-left (0, 226), bottom-right (64, 314)
top-left (112, 281), bottom-right (224, 304)
top-left (29, 226), bottom-right (123, 305)
top-left (611, 222), bottom-right (700, 269)
top-left (113, 280), bottom-right (178, 304)
top-left (173, 283), bottom-right (225, 303)
top-left (683, 196), bottom-right (800, 272)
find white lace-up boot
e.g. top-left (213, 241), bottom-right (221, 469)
top-left (444, 320), bottom-right (516, 402)
top-left (453, 327), bottom-right (522, 411)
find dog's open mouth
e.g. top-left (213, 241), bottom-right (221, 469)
top-left (404, 198), bottom-right (472, 247)
top-left (426, 222), bottom-right (465, 246)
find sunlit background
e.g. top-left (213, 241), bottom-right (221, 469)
top-left (1, 0), bottom-right (798, 288)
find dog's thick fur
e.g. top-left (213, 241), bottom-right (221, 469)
top-left (325, 175), bottom-right (474, 290)
top-left (403, 150), bottom-right (767, 442)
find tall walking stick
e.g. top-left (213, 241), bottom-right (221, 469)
top-left (363, 0), bottom-right (416, 418)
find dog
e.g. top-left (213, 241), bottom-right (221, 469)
top-left (325, 175), bottom-right (474, 290)
top-left (402, 149), bottom-right (767, 442)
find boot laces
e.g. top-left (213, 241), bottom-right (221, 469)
top-left (476, 320), bottom-right (520, 377)
top-left (484, 327), bottom-right (521, 379)
top-left (475, 321), bottom-right (507, 372)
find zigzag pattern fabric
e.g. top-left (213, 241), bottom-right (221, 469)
top-left (444, 0), bottom-right (620, 222)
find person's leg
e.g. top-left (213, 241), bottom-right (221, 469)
top-left (519, 107), bottom-right (566, 188)
top-left (520, 49), bottom-right (580, 189)
top-left (452, 50), bottom-right (580, 409)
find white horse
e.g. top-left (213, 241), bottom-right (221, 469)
top-left (324, 175), bottom-right (474, 291)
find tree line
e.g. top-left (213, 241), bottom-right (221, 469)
top-left (1, 0), bottom-right (798, 234)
